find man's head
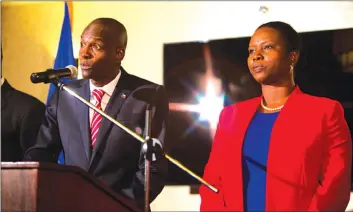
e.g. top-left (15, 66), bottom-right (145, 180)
top-left (79, 18), bottom-right (128, 84)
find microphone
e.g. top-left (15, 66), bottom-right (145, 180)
top-left (30, 65), bottom-right (78, 84)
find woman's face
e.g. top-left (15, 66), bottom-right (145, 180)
top-left (247, 27), bottom-right (294, 85)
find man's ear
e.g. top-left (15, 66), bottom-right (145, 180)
top-left (116, 48), bottom-right (125, 61)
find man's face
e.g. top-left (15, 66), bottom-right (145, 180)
top-left (79, 23), bottom-right (118, 81)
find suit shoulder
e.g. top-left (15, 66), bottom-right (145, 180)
top-left (224, 97), bottom-right (260, 112)
top-left (9, 89), bottom-right (45, 111)
top-left (220, 97), bottom-right (260, 117)
top-left (300, 93), bottom-right (341, 110)
top-left (12, 89), bottom-right (44, 106)
top-left (64, 74), bottom-right (161, 89)
top-left (126, 74), bottom-right (162, 89)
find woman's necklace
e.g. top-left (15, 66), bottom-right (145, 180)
top-left (260, 98), bottom-right (284, 111)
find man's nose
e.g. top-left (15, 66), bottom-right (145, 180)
top-left (80, 47), bottom-right (91, 59)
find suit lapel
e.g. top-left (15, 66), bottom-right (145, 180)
top-left (90, 70), bottom-right (132, 164)
top-left (74, 80), bottom-right (92, 162)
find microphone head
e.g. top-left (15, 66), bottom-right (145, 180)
top-left (30, 65), bottom-right (79, 84)
top-left (66, 65), bottom-right (78, 79)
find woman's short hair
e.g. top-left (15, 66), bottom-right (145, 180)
top-left (257, 21), bottom-right (302, 53)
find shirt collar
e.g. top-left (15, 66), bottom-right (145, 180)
top-left (89, 70), bottom-right (121, 97)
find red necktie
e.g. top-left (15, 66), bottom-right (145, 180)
top-left (91, 89), bottom-right (105, 147)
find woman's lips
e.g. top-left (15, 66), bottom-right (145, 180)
top-left (252, 64), bottom-right (265, 73)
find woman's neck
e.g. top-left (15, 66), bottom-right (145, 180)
top-left (261, 82), bottom-right (295, 109)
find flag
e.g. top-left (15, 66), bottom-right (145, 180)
top-left (47, 2), bottom-right (75, 164)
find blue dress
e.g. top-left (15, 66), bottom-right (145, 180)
top-left (242, 111), bottom-right (279, 211)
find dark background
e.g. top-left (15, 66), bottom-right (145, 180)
top-left (163, 27), bottom-right (353, 185)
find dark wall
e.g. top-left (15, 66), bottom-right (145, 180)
top-left (163, 28), bottom-right (353, 185)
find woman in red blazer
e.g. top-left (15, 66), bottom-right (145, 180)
top-left (200, 21), bottom-right (352, 211)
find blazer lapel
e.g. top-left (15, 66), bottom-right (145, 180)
top-left (74, 80), bottom-right (92, 162)
top-left (225, 97), bottom-right (261, 210)
top-left (266, 86), bottom-right (305, 210)
top-left (90, 70), bottom-right (132, 164)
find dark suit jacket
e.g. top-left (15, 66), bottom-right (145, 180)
top-left (200, 86), bottom-right (352, 211)
top-left (24, 69), bottom-right (169, 209)
top-left (1, 79), bottom-right (46, 161)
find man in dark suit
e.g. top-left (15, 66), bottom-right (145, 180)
top-left (1, 46), bottom-right (46, 162)
top-left (24, 18), bottom-right (169, 209)
top-left (1, 77), bottom-right (46, 161)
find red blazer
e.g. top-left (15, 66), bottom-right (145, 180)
top-left (200, 86), bottom-right (352, 211)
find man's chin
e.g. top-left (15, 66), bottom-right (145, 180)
top-left (81, 70), bottom-right (92, 80)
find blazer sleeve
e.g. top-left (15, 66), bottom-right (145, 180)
top-left (200, 108), bottom-right (227, 211)
top-left (309, 101), bottom-right (352, 211)
top-left (23, 89), bottom-right (63, 162)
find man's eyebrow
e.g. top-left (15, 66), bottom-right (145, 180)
top-left (80, 36), bottom-right (104, 42)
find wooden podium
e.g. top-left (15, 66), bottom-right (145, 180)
top-left (1, 162), bottom-right (141, 212)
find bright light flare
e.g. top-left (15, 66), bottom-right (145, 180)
top-left (197, 80), bottom-right (224, 129)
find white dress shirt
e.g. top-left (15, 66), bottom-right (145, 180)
top-left (89, 71), bottom-right (121, 126)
